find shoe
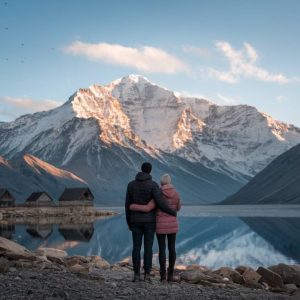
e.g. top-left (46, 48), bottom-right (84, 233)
top-left (132, 273), bottom-right (141, 282)
top-left (160, 270), bottom-right (166, 282)
top-left (144, 273), bottom-right (152, 283)
top-left (167, 271), bottom-right (174, 282)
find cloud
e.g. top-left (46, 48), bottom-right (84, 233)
top-left (0, 96), bottom-right (63, 121)
top-left (276, 95), bottom-right (286, 104)
top-left (244, 42), bottom-right (258, 63)
top-left (208, 41), bottom-right (296, 84)
top-left (182, 45), bottom-right (210, 57)
top-left (63, 41), bottom-right (188, 74)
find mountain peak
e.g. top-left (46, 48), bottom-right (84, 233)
top-left (125, 74), bottom-right (150, 83)
top-left (113, 74), bottom-right (151, 85)
top-left (106, 74), bottom-right (162, 97)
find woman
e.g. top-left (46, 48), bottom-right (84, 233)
top-left (129, 174), bottom-right (181, 282)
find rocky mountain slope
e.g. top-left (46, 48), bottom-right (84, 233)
top-left (222, 143), bottom-right (300, 204)
top-left (0, 75), bottom-right (299, 204)
top-left (0, 154), bottom-right (86, 202)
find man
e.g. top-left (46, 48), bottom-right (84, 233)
top-left (125, 162), bottom-right (177, 282)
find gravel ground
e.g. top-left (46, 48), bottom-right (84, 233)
top-left (0, 268), bottom-right (295, 300)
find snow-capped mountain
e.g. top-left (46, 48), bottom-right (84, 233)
top-left (0, 74), bottom-right (299, 204)
top-left (107, 75), bottom-right (300, 176)
top-left (0, 154), bottom-right (86, 202)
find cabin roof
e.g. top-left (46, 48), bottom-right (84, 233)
top-left (58, 227), bottom-right (94, 241)
top-left (26, 227), bottom-right (53, 239)
top-left (26, 192), bottom-right (53, 202)
top-left (59, 187), bottom-right (94, 202)
top-left (0, 188), bottom-right (15, 201)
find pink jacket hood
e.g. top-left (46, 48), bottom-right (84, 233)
top-left (161, 184), bottom-right (177, 199)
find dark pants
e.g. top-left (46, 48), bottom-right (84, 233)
top-left (131, 222), bottom-right (155, 274)
top-left (156, 233), bottom-right (177, 274)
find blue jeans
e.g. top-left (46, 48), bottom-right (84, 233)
top-left (131, 222), bottom-right (155, 274)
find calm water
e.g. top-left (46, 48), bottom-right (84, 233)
top-left (2, 205), bottom-right (300, 270)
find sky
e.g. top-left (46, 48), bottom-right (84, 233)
top-left (0, 0), bottom-right (300, 126)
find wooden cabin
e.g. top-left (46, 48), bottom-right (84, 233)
top-left (58, 223), bottom-right (94, 242)
top-left (58, 187), bottom-right (94, 206)
top-left (0, 188), bottom-right (15, 207)
top-left (25, 192), bottom-right (55, 207)
top-left (0, 223), bottom-right (15, 239)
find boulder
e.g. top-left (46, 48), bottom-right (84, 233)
top-left (213, 267), bottom-right (244, 284)
top-left (88, 256), bottom-right (110, 270)
top-left (35, 248), bottom-right (67, 259)
top-left (65, 256), bottom-right (82, 267)
top-left (3, 251), bottom-right (37, 261)
top-left (65, 255), bottom-right (110, 270)
top-left (65, 255), bottom-right (88, 264)
top-left (180, 270), bottom-right (226, 285)
top-left (256, 266), bottom-right (283, 288)
top-left (35, 260), bottom-right (62, 271)
top-left (186, 265), bottom-right (209, 272)
top-left (242, 268), bottom-right (262, 284)
top-left (0, 237), bottom-right (32, 257)
top-left (180, 270), bottom-right (208, 283)
top-left (235, 265), bottom-right (249, 275)
top-left (119, 257), bottom-right (132, 267)
top-left (269, 264), bottom-right (300, 286)
top-left (35, 255), bottom-right (50, 263)
top-left (47, 256), bottom-right (66, 265)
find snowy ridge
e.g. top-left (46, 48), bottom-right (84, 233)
top-left (22, 154), bottom-right (86, 183)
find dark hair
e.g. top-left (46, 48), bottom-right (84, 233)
top-left (141, 162), bottom-right (152, 174)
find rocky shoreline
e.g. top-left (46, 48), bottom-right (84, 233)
top-left (0, 206), bottom-right (116, 224)
top-left (0, 237), bottom-right (299, 299)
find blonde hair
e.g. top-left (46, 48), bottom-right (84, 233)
top-left (160, 174), bottom-right (171, 185)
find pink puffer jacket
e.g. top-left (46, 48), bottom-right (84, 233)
top-left (129, 184), bottom-right (181, 234)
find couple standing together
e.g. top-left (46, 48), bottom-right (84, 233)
top-left (125, 162), bottom-right (181, 282)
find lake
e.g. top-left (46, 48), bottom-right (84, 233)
top-left (2, 205), bottom-right (300, 270)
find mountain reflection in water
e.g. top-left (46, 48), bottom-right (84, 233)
top-left (1, 213), bottom-right (300, 269)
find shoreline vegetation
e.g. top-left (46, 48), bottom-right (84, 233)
top-left (0, 237), bottom-right (299, 299)
top-left (0, 206), bottom-right (117, 224)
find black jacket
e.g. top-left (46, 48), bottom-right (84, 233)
top-left (125, 172), bottom-right (177, 226)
